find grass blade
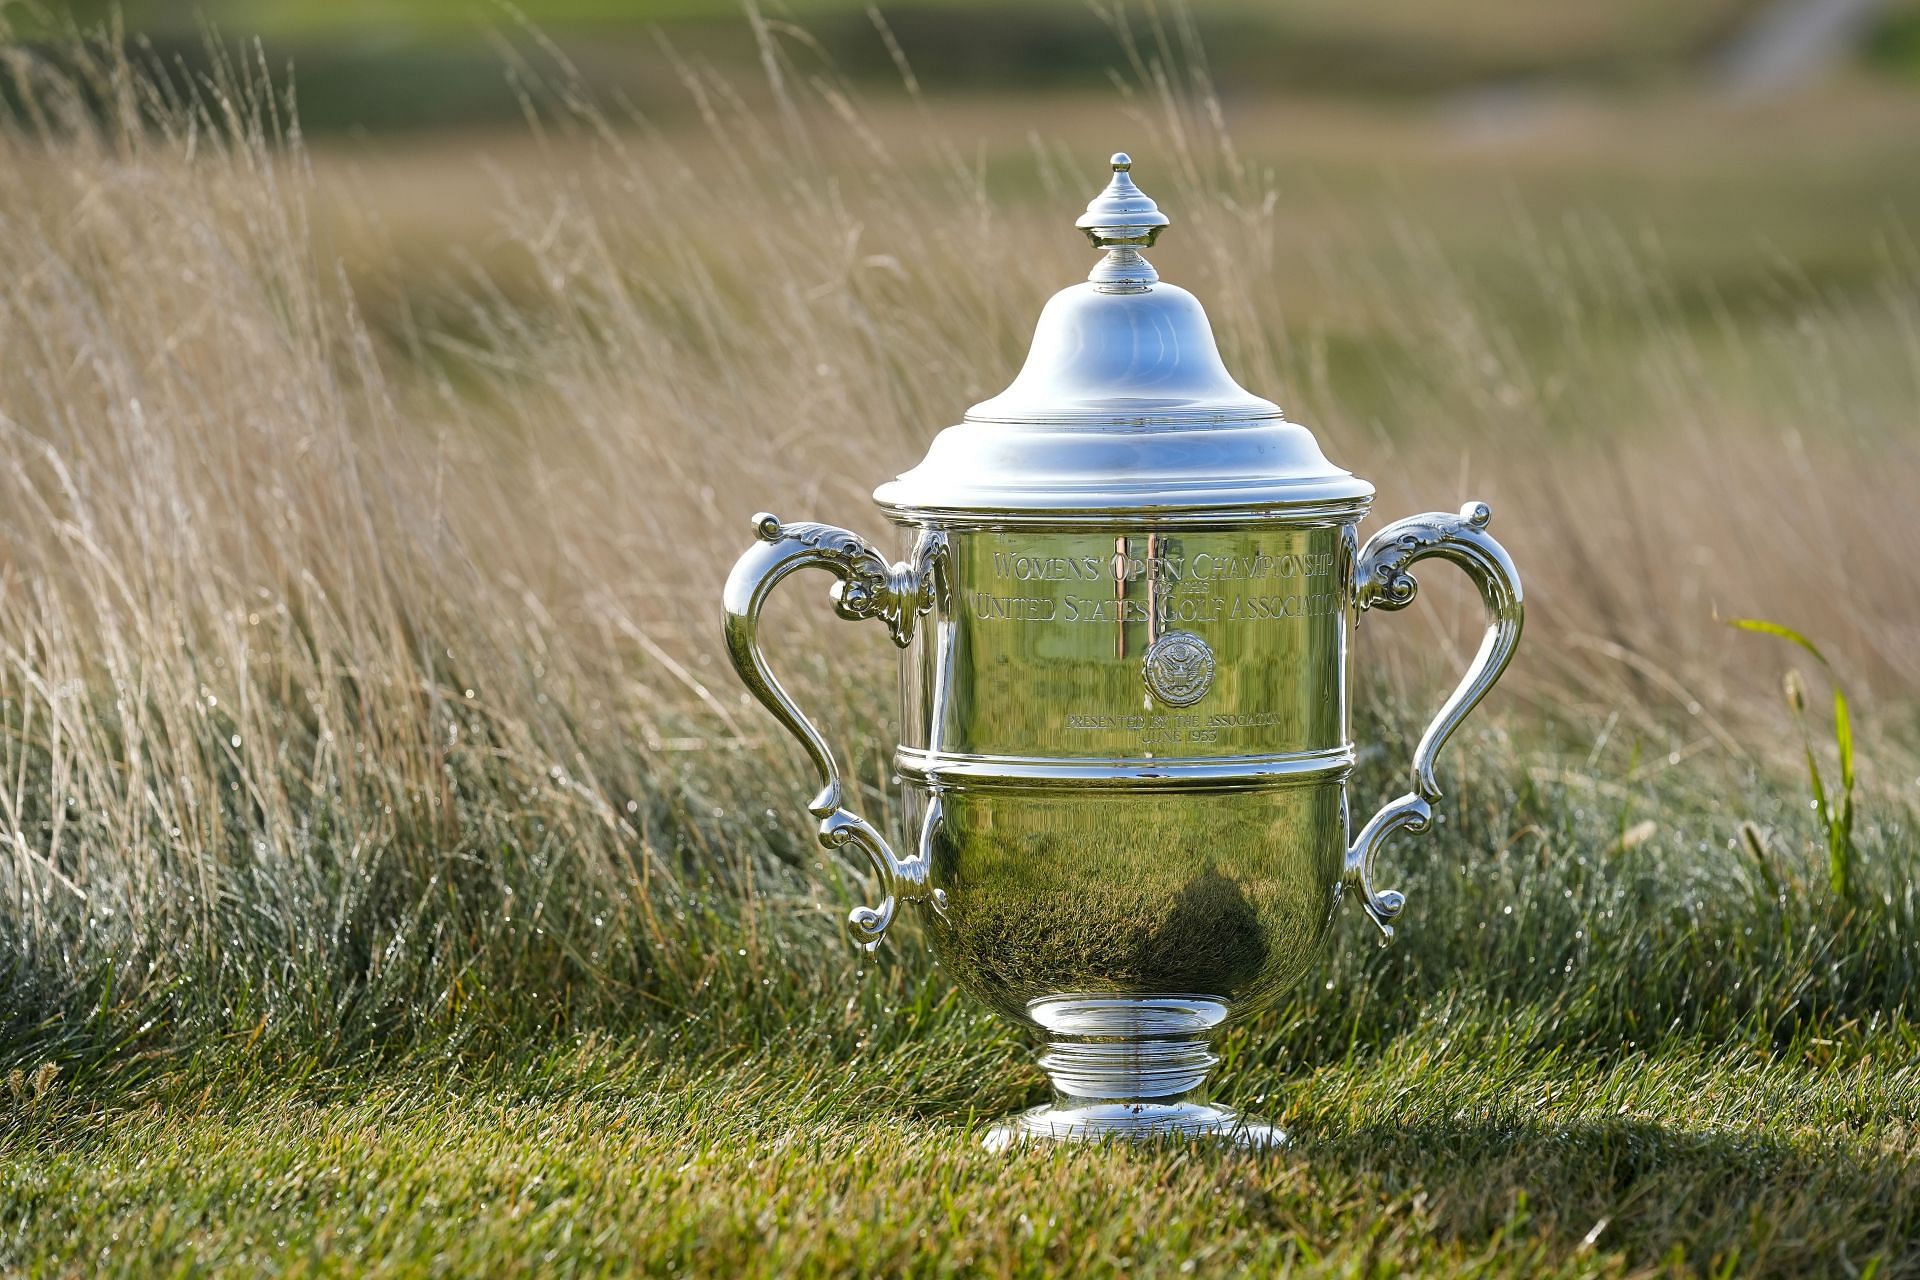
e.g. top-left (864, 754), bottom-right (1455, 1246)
top-left (1729, 618), bottom-right (1831, 668)
top-left (1833, 688), bottom-right (1855, 792)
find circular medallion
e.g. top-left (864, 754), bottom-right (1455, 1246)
top-left (1142, 630), bottom-right (1215, 707)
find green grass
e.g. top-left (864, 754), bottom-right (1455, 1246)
top-left (5, 1022), bottom-right (1917, 1277)
top-left (4, 706), bottom-right (1917, 1276)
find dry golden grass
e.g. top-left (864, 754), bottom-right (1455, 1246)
top-left (304, 68), bottom-right (1920, 736)
top-left (0, 25), bottom-right (1915, 944)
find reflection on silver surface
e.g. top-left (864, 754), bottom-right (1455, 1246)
top-left (1346, 502), bottom-right (1526, 938)
top-left (721, 514), bottom-right (947, 949)
top-left (721, 155), bottom-right (1523, 1147)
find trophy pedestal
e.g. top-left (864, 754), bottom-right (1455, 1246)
top-left (983, 1101), bottom-right (1284, 1150)
top-left (982, 995), bottom-right (1284, 1150)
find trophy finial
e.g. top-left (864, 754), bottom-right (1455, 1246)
top-left (1075, 151), bottom-right (1168, 292)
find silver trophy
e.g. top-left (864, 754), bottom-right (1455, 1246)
top-left (723, 154), bottom-right (1523, 1146)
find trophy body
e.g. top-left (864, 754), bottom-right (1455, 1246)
top-left (723, 157), bottom-right (1522, 1145)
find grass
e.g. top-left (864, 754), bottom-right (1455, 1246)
top-left (1, 13), bottom-right (1918, 1277)
top-left (44, 0), bottom-right (1763, 66)
top-left (20, 0), bottom-right (1850, 133)
top-left (5, 1028), bottom-right (1918, 1276)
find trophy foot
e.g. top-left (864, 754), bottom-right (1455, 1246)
top-left (983, 1101), bottom-right (1284, 1151)
top-left (982, 995), bottom-right (1283, 1151)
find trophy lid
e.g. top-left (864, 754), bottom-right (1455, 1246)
top-left (874, 154), bottom-right (1373, 522)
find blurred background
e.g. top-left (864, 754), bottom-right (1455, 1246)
top-left (25, 0), bottom-right (1920, 322)
top-left (31, 0), bottom-right (1920, 131)
top-left (5, 0), bottom-right (1916, 877)
top-left (16, 0), bottom-right (1906, 680)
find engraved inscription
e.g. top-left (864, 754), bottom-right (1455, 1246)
top-left (1060, 708), bottom-right (1296, 748)
top-left (991, 549), bottom-right (1333, 583)
top-left (1065, 710), bottom-right (1217, 748)
top-left (941, 530), bottom-right (1348, 757)
top-left (966, 543), bottom-right (1337, 625)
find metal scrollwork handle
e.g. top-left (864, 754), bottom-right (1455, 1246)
top-left (722, 512), bottom-right (944, 951)
top-left (1347, 501), bottom-right (1524, 940)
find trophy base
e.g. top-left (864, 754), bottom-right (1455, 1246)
top-left (982, 995), bottom-right (1282, 1151)
top-left (983, 1101), bottom-right (1283, 1151)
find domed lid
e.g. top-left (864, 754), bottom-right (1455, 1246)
top-left (874, 154), bottom-right (1372, 522)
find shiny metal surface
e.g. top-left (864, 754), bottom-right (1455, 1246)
top-left (1074, 150), bottom-right (1168, 294)
top-left (721, 514), bottom-right (947, 949)
top-left (873, 155), bottom-right (1373, 517)
top-left (900, 525), bottom-right (1354, 761)
top-left (720, 154), bottom-right (1524, 1147)
top-left (1346, 502), bottom-right (1526, 938)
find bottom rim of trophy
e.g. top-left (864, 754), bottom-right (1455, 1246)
top-left (981, 1102), bottom-right (1284, 1152)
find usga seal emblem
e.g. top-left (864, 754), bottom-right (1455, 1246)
top-left (1141, 630), bottom-right (1215, 707)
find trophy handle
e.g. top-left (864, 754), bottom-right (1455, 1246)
top-left (1346, 501), bottom-right (1524, 939)
top-left (722, 512), bottom-right (944, 951)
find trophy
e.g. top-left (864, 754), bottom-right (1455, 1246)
top-left (723, 154), bottom-right (1523, 1146)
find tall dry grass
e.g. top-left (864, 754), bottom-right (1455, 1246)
top-left (0, 22), bottom-right (1915, 1076)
